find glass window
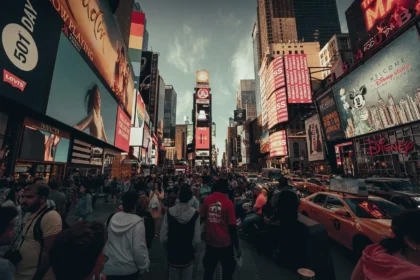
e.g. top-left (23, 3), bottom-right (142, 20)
top-left (293, 142), bottom-right (299, 157)
top-left (311, 194), bottom-right (327, 206)
top-left (344, 198), bottom-right (402, 219)
top-left (324, 196), bottom-right (345, 211)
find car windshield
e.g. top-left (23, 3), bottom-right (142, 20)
top-left (269, 172), bottom-right (282, 180)
top-left (387, 181), bottom-right (420, 191)
top-left (292, 178), bottom-right (304, 182)
top-left (344, 198), bottom-right (402, 219)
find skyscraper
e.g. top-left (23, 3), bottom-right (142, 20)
top-left (252, 23), bottom-right (262, 116)
top-left (236, 80), bottom-right (257, 120)
top-left (164, 85), bottom-right (177, 143)
top-left (175, 124), bottom-right (188, 160)
top-left (294, 0), bottom-right (341, 49)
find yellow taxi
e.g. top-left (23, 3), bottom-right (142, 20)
top-left (298, 178), bottom-right (402, 256)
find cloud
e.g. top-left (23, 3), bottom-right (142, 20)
top-left (216, 116), bottom-right (229, 127)
top-left (167, 24), bottom-right (209, 73)
top-left (231, 36), bottom-right (255, 89)
top-left (216, 11), bottom-right (242, 27)
top-left (176, 90), bottom-right (193, 122)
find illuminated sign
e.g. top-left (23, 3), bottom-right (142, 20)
top-left (197, 88), bottom-right (210, 99)
top-left (196, 70), bottom-right (209, 84)
top-left (269, 130), bottom-right (288, 157)
top-left (267, 88), bottom-right (288, 129)
top-left (365, 138), bottom-right (414, 156)
top-left (284, 54), bottom-right (312, 103)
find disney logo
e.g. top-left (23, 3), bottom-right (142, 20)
top-left (365, 138), bottom-right (414, 157)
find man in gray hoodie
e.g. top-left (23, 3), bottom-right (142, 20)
top-left (103, 191), bottom-right (150, 279)
top-left (160, 185), bottom-right (201, 280)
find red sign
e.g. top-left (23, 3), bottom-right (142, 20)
top-left (197, 88), bottom-right (210, 99)
top-left (269, 130), bottom-right (288, 157)
top-left (284, 54), bottom-right (312, 103)
top-left (115, 107), bottom-right (131, 152)
top-left (272, 56), bottom-right (285, 90)
top-left (365, 138), bottom-right (414, 156)
top-left (3, 70), bottom-right (26, 92)
top-left (268, 88), bottom-right (288, 129)
top-left (196, 127), bottom-right (210, 150)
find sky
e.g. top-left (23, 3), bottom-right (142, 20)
top-left (139, 0), bottom-right (354, 165)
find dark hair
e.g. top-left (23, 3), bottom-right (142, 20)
top-left (0, 207), bottom-right (18, 235)
top-left (179, 185), bottom-right (193, 203)
top-left (213, 179), bottom-right (229, 194)
top-left (122, 191), bottom-right (138, 213)
top-left (85, 84), bottom-right (100, 114)
top-left (49, 180), bottom-right (60, 190)
top-left (50, 221), bottom-right (105, 280)
top-left (25, 184), bottom-right (50, 199)
top-left (274, 190), bottom-right (300, 224)
top-left (380, 210), bottom-right (420, 254)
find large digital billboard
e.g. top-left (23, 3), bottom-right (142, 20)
top-left (317, 89), bottom-right (345, 141)
top-left (196, 104), bottom-right (211, 127)
top-left (196, 88), bottom-right (210, 104)
top-left (234, 110), bottom-right (246, 122)
top-left (196, 70), bottom-right (209, 85)
top-left (260, 131), bottom-right (270, 154)
top-left (333, 27), bottom-right (420, 139)
top-left (284, 54), bottom-right (312, 103)
top-left (259, 57), bottom-right (268, 127)
top-left (269, 130), bottom-right (288, 157)
top-left (267, 88), bottom-right (288, 129)
top-left (0, 0), bottom-right (62, 113)
top-left (346, 0), bottom-right (419, 61)
top-left (305, 115), bottom-right (325, 162)
top-left (50, 0), bottom-right (135, 117)
top-left (196, 127), bottom-right (210, 150)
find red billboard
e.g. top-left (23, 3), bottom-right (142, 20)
top-left (115, 107), bottom-right (131, 152)
top-left (196, 127), bottom-right (210, 150)
top-left (196, 88), bottom-right (210, 104)
top-left (269, 130), bottom-right (288, 157)
top-left (284, 54), bottom-right (312, 103)
top-left (268, 88), bottom-right (288, 129)
top-left (272, 56), bottom-right (285, 90)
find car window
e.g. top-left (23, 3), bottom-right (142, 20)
top-left (324, 195), bottom-right (345, 212)
top-left (311, 194), bottom-right (327, 206)
top-left (292, 178), bottom-right (304, 182)
top-left (373, 182), bottom-right (388, 191)
top-left (309, 179), bottom-right (320, 185)
top-left (344, 198), bottom-right (402, 219)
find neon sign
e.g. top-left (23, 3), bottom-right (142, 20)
top-left (365, 138), bottom-right (414, 156)
top-left (361, 0), bottom-right (395, 30)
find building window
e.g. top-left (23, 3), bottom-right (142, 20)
top-left (293, 142), bottom-right (299, 158)
top-left (289, 51), bottom-right (292, 54)
top-left (283, 51), bottom-right (285, 55)
top-left (301, 50), bottom-right (304, 54)
top-left (295, 50), bottom-right (298, 54)
top-left (277, 51), bottom-right (280, 54)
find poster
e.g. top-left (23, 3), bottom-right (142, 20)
top-left (269, 130), bottom-right (288, 157)
top-left (317, 89), bottom-right (345, 141)
top-left (284, 54), bottom-right (312, 103)
top-left (333, 27), bottom-right (420, 139)
top-left (305, 115), bottom-right (325, 161)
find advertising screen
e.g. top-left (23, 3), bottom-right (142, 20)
top-left (19, 118), bottom-right (70, 163)
top-left (128, 11), bottom-right (145, 85)
top-left (259, 57), bottom-right (268, 127)
top-left (139, 51), bottom-right (153, 104)
top-left (196, 88), bottom-right (210, 104)
top-left (196, 70), bottom-right (210, 85)
top-left (333, 27), bottom-right (420, 139)
top-left (143, 126), bottom-right (151, 148)
top-left (305, 115), bottom-right (325, 161)
top-left (115, 107), bottom-right (131, 152)
top-left (265, 60), bottom-right (275, 99)
top-left (137, 92), bottom-right (146, 127)
top-left (317, 89), bottom-right (345, 141)
top-left (196, 127), bottom-right (210, 150)
top-left (284, 54), bottom-right (312, 103)
top-left (272, 56), bottom-right (286, 90)
top-left (47, 33), bottom-right (118, 146)
top-left (234, 110), bottom-right (246, 122)
top-left (148, 53), bottom-right (159, 127)
top-left (196, 104), bottom-right (211, 127)
top-left (346, 0), bottom-right (419, 61)
top-left (70, 139), bottom-right (103, 166)
top-left (260, 131), bottom-right (270, 154)
top-left (267, 88), bottom-right (288, 129)
top-left (129, 127), bottom-right (144, 147)
top-left (50, 0), bottom-right (135, 117)
top-left (0, 0), bottom-right (62, 113)
top-left (187, 124), bottom-right (193, 145)
top-left (269, 130), bottom-right (288, 157)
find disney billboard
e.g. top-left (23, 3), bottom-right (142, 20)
top-left (333, 27), bottom-right (420, 139)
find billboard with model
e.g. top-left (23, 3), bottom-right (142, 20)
top-left (305, 115), bottom-right (325, 161)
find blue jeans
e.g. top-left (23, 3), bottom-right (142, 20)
top-left (242, 213), bottom-right (262, 232)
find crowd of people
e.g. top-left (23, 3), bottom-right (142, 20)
top-left (0, 172), bottom-right (419, 280)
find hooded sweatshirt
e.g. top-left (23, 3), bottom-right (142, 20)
top-left (160, 203), bottom-right (201, 253)
top-left (103, 212), bottom-right (150, 276)
top-left (352, 244), bottom-right (420, 280)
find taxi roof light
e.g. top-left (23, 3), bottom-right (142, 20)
top-left (329, 179), bottom-right (369, 196)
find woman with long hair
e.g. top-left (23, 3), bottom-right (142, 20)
top-left (75, 185), bottom-right (93, 222)
top-left (136, 195), bottom-right (154, 249)
top-left (149, 182), bottom-right (164, 239)
top-left (352, 210), bottom-right (420, 280)
top-left (73, 84), bottom-right (108, 142)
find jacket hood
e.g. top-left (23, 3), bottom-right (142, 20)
top-left (109, 212), bottom-right (143, 235)
top-left (169, 203), bottom-right (197, 224)
top-left (361, 244), bottom-right (420, 280)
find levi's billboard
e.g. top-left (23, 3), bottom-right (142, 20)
top-left (284, 54), bottom-right (312, 103)
top-left (346, 0), bottom-right (420, 61)
top-left (0, 0), bottom-right (62, 113)
top-left (50, 0), bottom-right (135, 117)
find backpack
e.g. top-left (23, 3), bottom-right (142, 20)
top-left (33, 207), bottom-right (67, 247)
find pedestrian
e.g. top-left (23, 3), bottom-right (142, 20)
top-left (136, 195), bottom-right (154, 249)
top-left (149, 182), bottom-right (164, 239)
top-left (15, 184), bottom-right (62, 280)
top-left (351, 210), bottom-right (420, 280)
top-left (48, 180), bottom-right (67, 219)
top-left (160, 185), bottom-right (200, 280)
top-left (201, 179), bottom-right (241, 280)
top-left (146, 177), bottom-right (154, 194)
top-left (176, 184), bottom-right (200, 210)
top-left (110, 177), bottom-right (119, 204)
top-left (104, 176), bottom-right (110, 203)
top-left (49, 221), bottom-right (105, 280)
top-left (103, 191), bottom-right (150, 279)
top-left (242, 185), bottom-right (267, 233)
top-left (75, 185), bottom-right (93, 222)
top-left (0, 207), bottom-right (18, 280)
top-left (121, 177), bottom-right (131, 197)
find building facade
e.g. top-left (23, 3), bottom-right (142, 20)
top-left (157, 76), bottom-right (166, 140)
top-left (252, 23), bottom-right (262, 115)
top-left (164, 85), bottom-right (177, 141)
top-left (236, 80), bottom-right (257, 120)
top-left (175, 124), bottom-right (188, 160)
top-left (319, 34), bottom-right (353, 79)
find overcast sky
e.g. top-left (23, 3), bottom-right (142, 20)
top-left (139, 0), bottom-right (354, 164)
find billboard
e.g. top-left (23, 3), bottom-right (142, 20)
top-left (333, 27), bottom-right (420, 139)
top-left (139, 51), bottom-right (153, 104)
top-left (273, 56), bottom-right (286, 91)
top-left (305, 115), bottom-right (325, 161)
top-left (196, 70), bottom-right (209, 85)
top-left (196, 127), bottom-right (210, 150)
top-left (129, 127), bottom-right (144, 147)
top-left (196, 104), bottom-right (211, 127)
top-left (19, 118), bottom-right (70, 163)
top-left (149, 53), bottom-right (159, 128)
top-left (137, 92), bottom-right (146, 127)
top-left (317, 89), bottom-right (345, 141)
top-left (346, 0), bottom-right (419, 61)
top-left (269, 130), bottom-right (288, 157)
top-left (129, 11), bottom-right (145, 86)
top-left (51, 0), bottom-right (135, 117)
top-left (234, 109), bottom-right (246, 122)
top-left (48, 33), bottom-right (118, 146)
top-left (187, 124), bottom-right (193, 145)
top-left (259, 57), bottom-right (268, 127)
top-left (196, 88), bottom-right (210, 104)
top-left (267, 88), bottom-right (288, 129)
top-left (115, 107), bottom-right (131, 152)
top-left (0, 0), bottom-right (62, 113)
top-left (284, 54), bottom-right (312, 103)
top-left (260, 130), bottom-right (270, 153)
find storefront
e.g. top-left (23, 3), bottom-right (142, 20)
top-left (67, 139), bottom-right (104, 177)
top-left (334, 142), bottom-right (356, 176)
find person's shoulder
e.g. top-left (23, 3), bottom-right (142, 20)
top-left (42, 209), bottom-right (61, 222)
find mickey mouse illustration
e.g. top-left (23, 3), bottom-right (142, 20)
top-left (340, 86), bottom-right (373, 137)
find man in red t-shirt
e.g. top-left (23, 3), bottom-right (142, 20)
top-left (242, 185), bottom-right (267, 233)
top-left (200, 179), bottom-right (241, 280)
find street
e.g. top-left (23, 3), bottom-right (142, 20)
top-left (69, 198), bottom-right (356, 280)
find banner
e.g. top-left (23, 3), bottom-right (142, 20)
top-left (0, 0), bottom-right (62, 113)
top-left (284, 54), bottom-right (312, 103)
top-left (50, 0), bottom-right (135, 117)
top-left (305, 115), bottom-right (325, 161)
top-left (260, 130), bottom-right (270, 153)
top-left (269, 130), bottom-right (288, 157)
top-left (115, 107), bottom-right (131, 152)
top-left (149, 53), bottom-right (159, 127)
top-left (346, 0), bottom-right (419, 61)
top-left (267, 88), bottom-right (288, 129)
top-left (333, 27), bottom-right (420, 139)
top-left (234, 109), bottom-right (246, 122)
top-left (196, 127), bottom-right (210, 150)
top-left (317, 89), bottom-right (345, 141)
